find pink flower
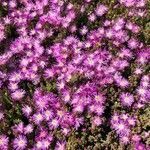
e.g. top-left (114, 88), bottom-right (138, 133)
top-left (24, 124), bottom-right (33, 134)
top-left (22, 105), bottom-right (32, 117)
top-left (55, 141), bottom-right (66, 150)
top-left (88, 13), bottom-right (96, 22)
top-left (132, 134), bottom-right (141, 142)
top-left (0, 135), bottom-right (9, 149)
top-left (0, 112), bottom-right (4, 121)
top-left (96, 4), bottom-right (108, 16)
top-left (13, 135), bottom-right (27, 150)
top-left (11, 89), bottom-right (25, 100)
top-left (120, 92), bottom-right (134, 107)
top-left (128, 38), bottom-right (139, 49)
top-left (80, 26), bottom-right (88, 35)
top-left (33, 113), bottom-right (44, 124)
top-left (120, 136), bottom-right (130, 144)
top-left (49, 118), bottom-right (59, 129)
top-left (92, 116), bottom-right (102, 127)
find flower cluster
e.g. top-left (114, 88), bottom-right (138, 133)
top-left (0, 0), bottom-right (149, 149)
top-left (111, 113), bottom-right (137, 144)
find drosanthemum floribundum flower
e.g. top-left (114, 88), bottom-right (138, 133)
top-left (11, 89), bottom-right (25, 100)
top-left (95, 4), bottom-right (108, 16)
top-left (55, 141), bottom-right (66, 150)
top-left (120, 92), bottom-right (134, 107)
top-left (0, 135), bottom-right (9, 149)
top-left (13, 135), bottom-right (27, 150)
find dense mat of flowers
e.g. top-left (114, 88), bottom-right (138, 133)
top-left (0, 0), bottom-right (149, 149)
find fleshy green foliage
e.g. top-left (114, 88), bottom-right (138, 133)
top-left (139, 107), bottom-right (150, 132)
top-left (0, 4), bottom-right (7, 17)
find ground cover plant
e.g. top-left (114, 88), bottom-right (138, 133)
top-left (0, 0), bottom-right (150, 149)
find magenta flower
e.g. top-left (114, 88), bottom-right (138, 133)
top-left (0, 135), bottom-right (9, 149)
top-left (44, 109), bottom-right (54, 121)
top-left (0, 112), bottom-right (4, 121)
top-left (95, 4), bottom-right (108, 16)
top-left (137, 86), bottom-right (148, 97)
top-left (134, 142), bottom-right (147, 150)
top-left (92, 116), bottom-right (102, 127)
top-left (128, 38), bottom-right (139, 49)
top-left (11, 89), bottom-right (25, 100)
top-left (32, 113), bottom-right (44, 124)
top-left (22, 105), bottom-right (32, 117)
top-left (49, 118), bottom-right (59, 129)
top-left (120, 136), bottom-right (130, 144)
top-left (120, 92), bottom-right (134, 107)
top-left (132, 134), bottom-right (141, 143)
top-left (55, 141), bottom-right (66, 150)
top-left (13, 135), bottom-right (27, 150)
top-left (24, 124), bottom-right (33, 134)
top-left (36, 139), bottom-right (51, 149)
